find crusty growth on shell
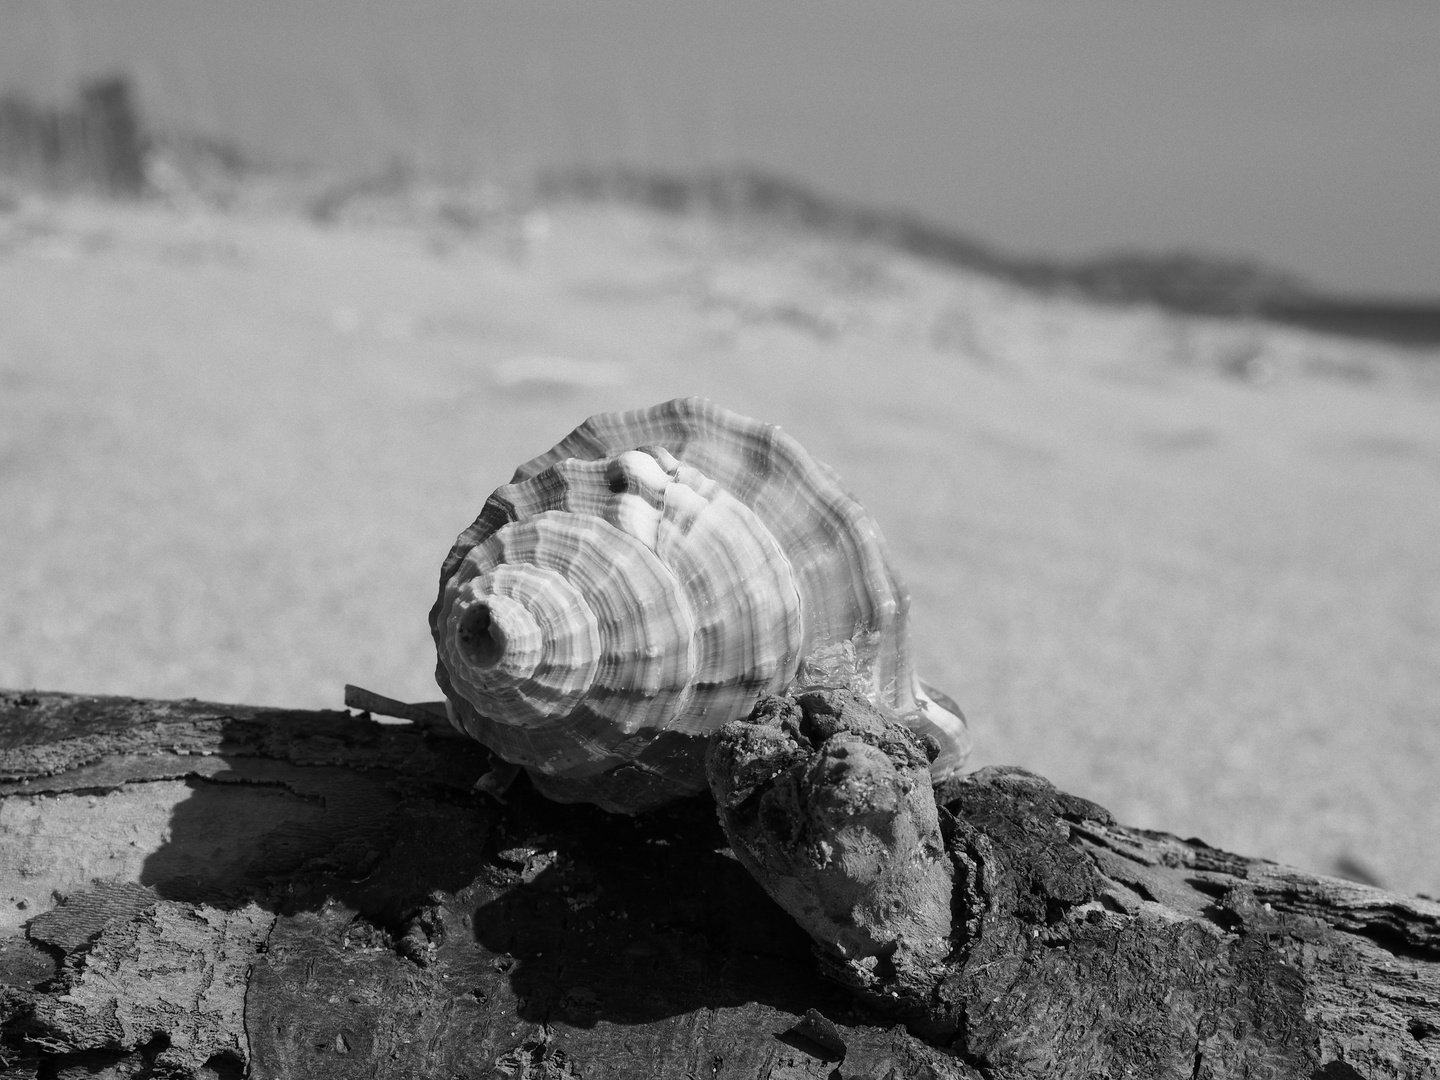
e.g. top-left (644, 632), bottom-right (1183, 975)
top-left (431, 397), bottom-right (968, 812)
top-left (706, 690), bottom-right (956, 1004)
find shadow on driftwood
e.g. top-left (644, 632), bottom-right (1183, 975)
top-left (468, 789), bottom-right (853, 1028)
top-left (126, 710), bottom-right (846, 1028)
top-left (134, 713), bottom-right (492, 926)
top-left (4, 692), bottom-right (886, 1077)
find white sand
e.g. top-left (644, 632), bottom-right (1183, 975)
top-left (2, 195), bottom-right (1436, 895)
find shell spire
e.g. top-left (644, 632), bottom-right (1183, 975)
top-left (432, 397), bottom-right (969, 812)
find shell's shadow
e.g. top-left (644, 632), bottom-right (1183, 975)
top-left (466, 788), bottom-right (854, 1026)
top-left (134, 712), bottom-right (495, 924)
top-left (127, 712), bottom-right (847, 1025)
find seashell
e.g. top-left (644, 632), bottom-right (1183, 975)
top-left (431, 396), bottom-right (969, 812)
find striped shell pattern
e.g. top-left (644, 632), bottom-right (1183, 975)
top-left (431, 397), bottom-right (969, 812)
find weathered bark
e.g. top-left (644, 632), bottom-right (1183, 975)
top-left (1, 689), bottom-right (1436, 1079)
top-left (709, 691), bottom-right (1440, 1078)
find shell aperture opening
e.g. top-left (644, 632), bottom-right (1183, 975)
top-left (457, 604), bottom-right (505, 669)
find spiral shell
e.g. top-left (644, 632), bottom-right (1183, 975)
top-left (431, 397), bottom-right (968, 812)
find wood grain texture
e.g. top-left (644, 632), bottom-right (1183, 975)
top-left (1, 689), bottom-right (1436, 1079)
top-left (930, 768), bottom-right (1440, 1077)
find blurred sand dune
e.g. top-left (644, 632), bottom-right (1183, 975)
top-left (0, 193), bottom-right (1436, 896)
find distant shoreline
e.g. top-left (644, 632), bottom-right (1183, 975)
top-left (540, 166), bottom-right (1440, 349)
top-left (4, 75), bottom-right (1438, 348)
top-left (1259, 300), bottom-right (1440, 347)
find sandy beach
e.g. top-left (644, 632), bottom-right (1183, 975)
top-left (1, 191), bottom-right (1436, 896)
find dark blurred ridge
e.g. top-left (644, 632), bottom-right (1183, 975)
top-left (2, 76), bottom-right (1436, 348)
top-left (540, 167), bottom-right (1440, 347)
top-left (0, 76), bottom-right (147, 196)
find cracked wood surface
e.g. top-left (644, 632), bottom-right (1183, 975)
top-left (0, 689), bottom-right (1437, 1079)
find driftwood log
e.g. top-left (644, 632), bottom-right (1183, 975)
top-left (0, 689), bottom-right (1436, 1079)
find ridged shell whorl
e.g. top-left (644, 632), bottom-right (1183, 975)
top-left (431, 397), bottom-right (968, 812)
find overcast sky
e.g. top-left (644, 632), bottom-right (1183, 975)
top-left (5, 0), bottom-right (1438, 297)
